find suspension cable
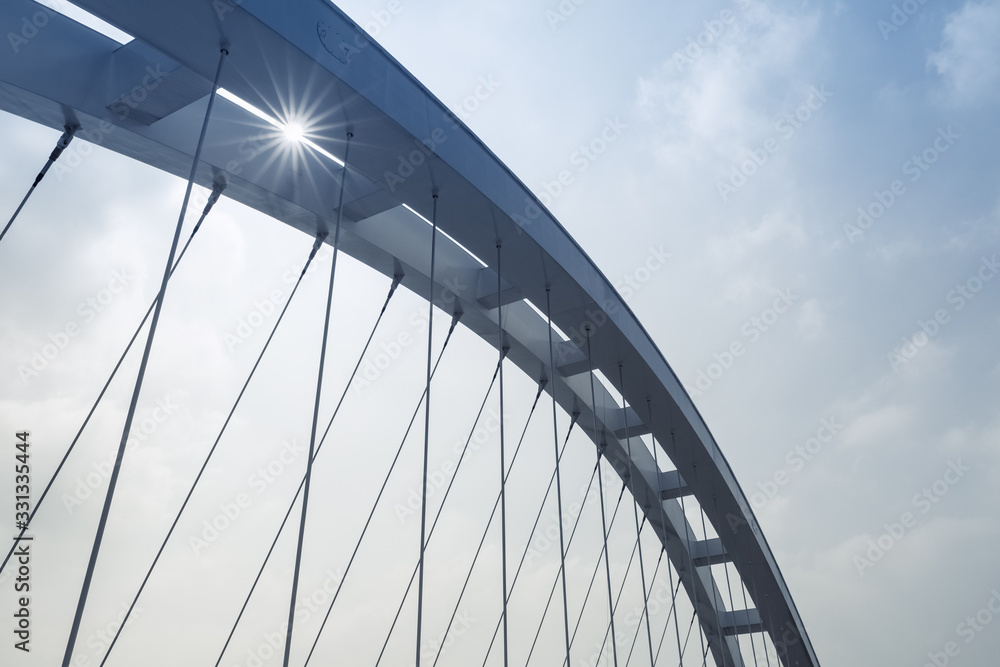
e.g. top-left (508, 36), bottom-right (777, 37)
top-left (374, 356), bottom-right (503, 667)
top-left (521, 473), bottom-right (614, 667)
top-left (281, 132), bottom-right (352, 667)
top-left (0, 178), bottom-right (225, 578)
top-left (749, 570), bottom-right (774, 667)
top-left (587, 515), bottom-right (647, 667)
top-left (647, 397), bottom-right (685, 666)
top-left (496, 243), bottom-right (511, 667)
top-left (213, 309), bottom-right (460, 667)
top-left (585, 325), bottom-right (619, 667)
top-left (564, 479), bottom-right (626, 653)
top-left (730, 535), bottom-right (761, 667)
top-left (98, 234), bottom-right (351, 666)
top-left (523, 477), bottom-right (629, 667)
top-left (623, 546), bottom-right (666, 667)
top-left (427, 381), bottom-right (546, 667)
top-left (672, 429), bottom-right (707, 667)
top-left (302, 288), bottom-right (443, 667)
top-left (0, 126), bottom-right (76, 247)
top-left (681, 606), bottom-right (697, 661)
top-left (60, 48), bottom-right (228, 667)
top-left (617, 364), bottom-right (655, 667)
top-left (717, 498), bottom-right (750, 667)
top-left (698, 500), bottom-right (727, 667)
top-left (416, 192), bottom-right (439, 667)
top-left (479, 414), bottom-right (581, 667)
top-left (652, 575), bottom-right (683, 664)
top-left (545, 289), bottom-right (573, 667)
top-left (511, 411), bottom-right (579, 596)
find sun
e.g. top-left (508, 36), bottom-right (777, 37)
top-left (281, 121), bottom-right (306, 143)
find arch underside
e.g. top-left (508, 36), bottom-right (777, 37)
top-left (0, 1), bottom-right (819, 665)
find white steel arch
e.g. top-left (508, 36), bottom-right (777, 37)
top-left (0, 1), bottom-right (820, 665)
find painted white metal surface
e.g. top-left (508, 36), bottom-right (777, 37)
top-left (0, 1), bottom-right (820, 664)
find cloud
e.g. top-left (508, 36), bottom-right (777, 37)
top-left (707, 209), bottom-right (807, 263)
top-left (928, 1), bottom-right (1000, 106)
top-left (841, 403), bottom-right (915, 449)
top-left (636, 3), bottom-right (821, 164)
top-left (796, 298), bottom-right (827, 340)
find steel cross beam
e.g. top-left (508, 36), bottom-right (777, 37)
top-left (0, 1), bottom-right (820, 665)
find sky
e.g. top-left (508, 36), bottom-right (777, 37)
top-left (1, 0), bottom-right (1000, 666)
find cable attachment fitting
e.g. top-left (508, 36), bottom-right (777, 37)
top-left (191, 179), bottom-right (229, 237)
top-left (447, 309), bottom-right (463, 335)
top-left (388, 271), bottom-right (403, 297)
top-left (309, 233), bottom-right (327, 255)
top-left (204, 178), bottom-right (227, 212)
top-left (50, 126), bottom-right (76, 161)
top-left (300, 233), bottom-right (328, 276)
top-left (33, 126), bottom-right (77, 186)
top-left (378, 272), bottom-right (404, 315)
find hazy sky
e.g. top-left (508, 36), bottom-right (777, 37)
top-left (1, 0), bottom-right (999, 666)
